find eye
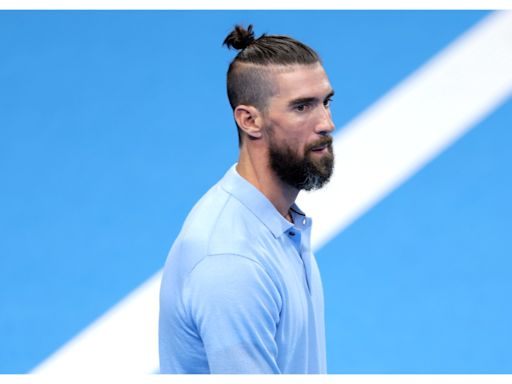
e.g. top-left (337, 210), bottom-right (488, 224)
top-left (324, 97), bottom-right (333, 108)
top-left (295, 104), bottom-right (309, 112)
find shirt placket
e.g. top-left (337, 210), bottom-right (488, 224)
top-left (287, 228), bottom-right (311, 294)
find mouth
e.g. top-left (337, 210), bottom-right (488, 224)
top-left (310, 143), bottom-right (329, 152)
top-left (308, 137), bottom-right (333, 154)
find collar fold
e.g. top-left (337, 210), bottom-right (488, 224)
top-left (220, 164), bottom-right (303, 238)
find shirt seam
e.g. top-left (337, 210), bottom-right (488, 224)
top-left (176, 186), bottom-right (231, 318)
top-left (182, 252), bottom-right (283, 332)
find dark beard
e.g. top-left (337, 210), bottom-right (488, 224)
top-left (268, 135), bottom-right (334, 191)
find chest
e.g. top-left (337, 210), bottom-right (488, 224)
top-left (268, 236), bottom-right (323, 348)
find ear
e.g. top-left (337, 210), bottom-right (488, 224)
top-left (234, 104), bottom-right (263, 140)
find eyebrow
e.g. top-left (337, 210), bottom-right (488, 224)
top-left (288, 90), bottom-right (335, 108)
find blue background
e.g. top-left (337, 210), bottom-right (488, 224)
top-left (1, 10), bottom-right (511, 373)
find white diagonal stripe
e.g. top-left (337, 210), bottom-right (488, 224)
top-left (298, 10), bottom-right (512, 249)
top-left (33, 11), bottom-right (512, 374)
top-left (32, 272), bottom-right (162, 374)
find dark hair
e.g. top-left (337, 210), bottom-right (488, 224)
top-left (223, 24), bottom-right (321, 145)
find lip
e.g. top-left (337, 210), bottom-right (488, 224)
top-left (310, 144), bottom-right (328, 152)
top-left (308, 136), bottom-right (333, 153)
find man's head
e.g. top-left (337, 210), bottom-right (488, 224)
top-left (224, 25), bottom-right (321, 142)
top-left (224, 25), bottom-right (335, 191)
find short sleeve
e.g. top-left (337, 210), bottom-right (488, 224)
top-left (183, 254), bottom-right (283, 373)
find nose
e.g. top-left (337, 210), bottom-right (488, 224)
top-left (315, 105), bottom-right (335, 135)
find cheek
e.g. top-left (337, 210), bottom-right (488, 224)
top-left (267, 116), bottom-right (311, 152)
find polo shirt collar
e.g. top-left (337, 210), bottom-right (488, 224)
top-left (220, 164), bottom-right (303, 239)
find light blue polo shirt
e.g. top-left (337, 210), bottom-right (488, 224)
top-left (159, 164), bottom-right (326, 374)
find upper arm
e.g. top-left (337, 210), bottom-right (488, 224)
top-left (183, 254), bottom-right (282, 373)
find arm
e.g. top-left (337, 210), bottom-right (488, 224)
top-left (183, 254), bottom-right (282, 373)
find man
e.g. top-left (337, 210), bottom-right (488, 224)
top-left (159, 24), bottom-right (335, 374)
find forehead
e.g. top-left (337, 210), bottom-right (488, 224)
top-left (269, 63), bottom-right (332, 101)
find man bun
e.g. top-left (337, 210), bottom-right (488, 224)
top-left (223, 24), bottom-right (257, 50)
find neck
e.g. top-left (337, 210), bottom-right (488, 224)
top-left (237, 145), bottom-right (298, 222)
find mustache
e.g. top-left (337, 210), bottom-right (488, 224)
top-left (306, 135), bottom-right (333, 152)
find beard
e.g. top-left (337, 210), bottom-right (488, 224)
top-left (268, 132), bottom-right (334, 191)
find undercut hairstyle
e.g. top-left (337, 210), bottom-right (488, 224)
top-left (223, 24), bottom-right (321, 145)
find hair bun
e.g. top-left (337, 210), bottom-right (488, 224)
top-left (223, 24), bottom-right (256, 50)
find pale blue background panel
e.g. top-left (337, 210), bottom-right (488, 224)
top-left (0, 10), bottom-right (502, 373)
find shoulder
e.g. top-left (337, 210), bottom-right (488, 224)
top-left (164, 181), bottom-right (261, 273)
top-left (177, 182), bottom-right (269, 260)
